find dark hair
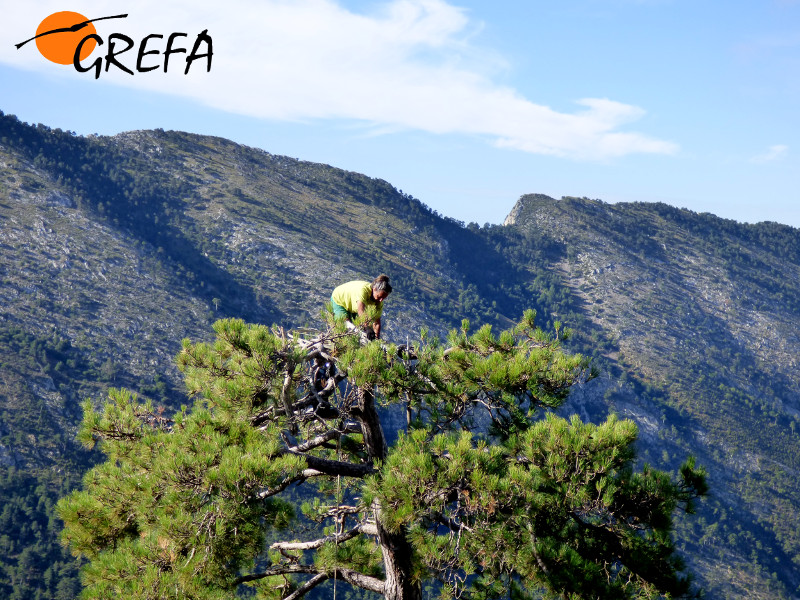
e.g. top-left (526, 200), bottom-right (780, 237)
top-left (371, 274), bottom-right (392, 295)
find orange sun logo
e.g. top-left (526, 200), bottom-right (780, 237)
top-left (34, 11), bottom-right (98, 65)
top-left (15, 13), bottom-right (213, 78)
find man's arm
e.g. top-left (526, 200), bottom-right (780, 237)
top-left (373, 317), bottom-right (381, 339)
top-left (355, 301), bottom-right (381, 339)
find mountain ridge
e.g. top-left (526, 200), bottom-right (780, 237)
top-left (1, 112), bottom-right (799, 599)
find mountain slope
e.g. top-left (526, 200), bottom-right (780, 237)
top-left (1, 113), bottom-right (799, 598)
top-left (504, 194), bottom-right (800, 598)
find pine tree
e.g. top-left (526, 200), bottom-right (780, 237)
top-left (57, 310), bottom-right (707, 600)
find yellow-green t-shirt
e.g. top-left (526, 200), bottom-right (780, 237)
top-left (331, 281), bottom-right (383, 317)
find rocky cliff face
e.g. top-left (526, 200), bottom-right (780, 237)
top-left (1, 114), bottom-right (799, 598)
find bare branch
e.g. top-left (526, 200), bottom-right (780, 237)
top-left (270, 522), bottom-right (366, 551)
top-left (284, 450), bottom-right (374, 479)
top-left (256, 474), bottom-right (306, 500)
top-left (235, 564), bottom-right (385, 594)
top-left (285, 424), bottom-right (361, 454)
top-left (280, 361), bottom-right (296, 425)
top-left (335, 568), bottom-right (385, 594)
top-left (285, 429), bottom-right (339, 453)
top-left (284, 573), bottom-right (329, 600)
top-left (301, 469), bottom-right (325, 478)
top-left (316, 504), bottom-right (363, 520)
top-left (433, 513), bottom-right (474, 534)
top-left (235, 563), bottom-right (317, 584)
top-left (305, 348), bottom-right (335, 363)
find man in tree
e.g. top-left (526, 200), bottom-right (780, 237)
top-left (330, 274), bottom-right (392, 340)
top-left (58, 311), bottom-right (707, 600)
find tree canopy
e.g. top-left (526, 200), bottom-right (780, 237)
top-left (58, 311), bottom-right (707, 600)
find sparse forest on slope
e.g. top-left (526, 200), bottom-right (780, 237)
top-left (0, 113), bottom-right (798, 598)
top-left (503, 194), bottom-right (800, 598)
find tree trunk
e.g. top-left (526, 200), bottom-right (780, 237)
top-left (357, 387), bottom-right (422, 600)
top-left (375, 517), bottom-right (421, 600)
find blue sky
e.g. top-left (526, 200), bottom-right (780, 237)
top-left (1, 0), bottom-right (798, 227)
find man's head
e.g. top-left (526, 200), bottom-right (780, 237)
top-left (371, 274), bottom-right (392, 302)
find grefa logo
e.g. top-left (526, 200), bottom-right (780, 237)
top-left (15, 11), bottom-right (213, 78)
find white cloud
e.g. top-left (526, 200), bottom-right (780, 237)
top-left (1, 0), bottom-right (678, 160)
top-left (751, 144), bottom-right (789, 163)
